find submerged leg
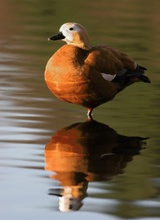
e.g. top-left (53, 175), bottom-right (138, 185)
top-left (87, 108), bottom-right (93, 120)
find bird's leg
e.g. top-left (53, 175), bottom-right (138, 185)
top-left (87, 108), bottom-right (93, 120)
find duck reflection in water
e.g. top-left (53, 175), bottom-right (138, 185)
top-left (44, 120), bottom-right (148, 212)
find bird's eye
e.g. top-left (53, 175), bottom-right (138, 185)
top-left (69, 27), bottom-right (74, 31)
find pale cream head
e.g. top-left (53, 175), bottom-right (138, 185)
top-left (59, 22), bottom-right (91, 50)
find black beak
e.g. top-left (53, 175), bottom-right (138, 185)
top-left (48, 32), bottom-right (65, 41)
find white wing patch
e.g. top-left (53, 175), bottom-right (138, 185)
top-left (101, 73), bottom-right (116, 81)
top-left (101, 68), bottom-right (128, 81)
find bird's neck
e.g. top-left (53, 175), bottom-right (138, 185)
top-left (69, 32), bottom-right (91, 50)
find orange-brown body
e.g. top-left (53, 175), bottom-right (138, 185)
top-left (45, 44), bottom-right (136, 109)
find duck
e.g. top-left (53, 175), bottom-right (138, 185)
top-left (44, 22), bottom-right (150, 118)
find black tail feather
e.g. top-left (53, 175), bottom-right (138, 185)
top-left (138, 74), bottom-right (151, 83)
top-left (112, 65), bottom-right (151, 84)
top-left (136, 65), bottom-right (150, 83)
top-left (139, 65), bottom-right (147, 71)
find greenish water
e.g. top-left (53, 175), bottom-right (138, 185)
top-left (0, 0), bottom-right (160, 219)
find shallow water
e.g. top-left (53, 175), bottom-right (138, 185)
top-left (0, 0), bottom-right (160, 219)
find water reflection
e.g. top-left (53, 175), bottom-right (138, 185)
top-left (44, 120), bottom-right (148, 212)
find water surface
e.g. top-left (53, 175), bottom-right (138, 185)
top-left (0, 0), bottom-right (160, 219)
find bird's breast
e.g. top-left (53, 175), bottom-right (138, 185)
top-left (44, 45), bottom-right (117, 108)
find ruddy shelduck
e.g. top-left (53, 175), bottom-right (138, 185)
top-left (45, 22), bottom-right (150, 118)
